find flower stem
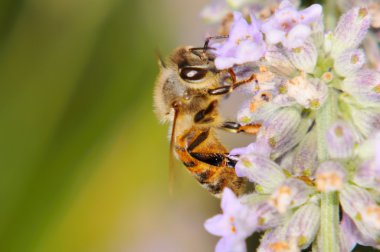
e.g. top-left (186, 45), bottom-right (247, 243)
top-left (320, 192), bottom-right (340, 251)
top-left (316, 92), bottom-right (340, 251)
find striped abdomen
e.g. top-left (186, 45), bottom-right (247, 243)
top-left (175, 127), bottom-right (246, 197)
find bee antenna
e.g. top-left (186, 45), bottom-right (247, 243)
top-left (203, 35), bottom-right (229, 51)
top-left (155, 49), bottom-right (167, 69)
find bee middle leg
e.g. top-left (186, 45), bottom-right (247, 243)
top-left (186, 129), bottom-right (236, 168)
top-left (221, 121), bottom-right (261, 134)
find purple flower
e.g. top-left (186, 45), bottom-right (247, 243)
top-left (316, 161), bottom-right (347, 192)
top-left (340, 184), bottom-right (380, 247)
top-left (341, 69), bottom-right (380, 106)
top-left (269, 178), bottom-right (313, 213)
top-left (230, 138), bottom-right (272, 158)
top-left (212, 12), bottom-right (266, 69)
top-left (353, 132), bottom-right (380, 190)
top-left (204, 188), bottom-right (257, 252)
top-left (326, 121), bottom-right (355, 159)
top-left (261, 0), bottom-right (322, 49)
top-left (331, 7), bottom-right (371, 58)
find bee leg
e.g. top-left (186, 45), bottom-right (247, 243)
top-left (208, 70), bottom-right (258, 96)
top-left (221, 121), bottom-right (261, 134)
top-left (207, 86), bottom-right (232, 95)
top-left (194, 100), bottom-right (218, 123)
top-left (230, 69), bottom-right (258, 89)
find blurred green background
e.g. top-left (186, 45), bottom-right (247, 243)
top-left (0, 0), bottom-right (221, 251)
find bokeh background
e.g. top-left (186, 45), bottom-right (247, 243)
top-left (0, 0), bottom-right (222, 251)
top-left (0, 0), bottom-right (377, 251)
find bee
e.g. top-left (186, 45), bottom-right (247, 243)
top-left (154, 40), bottom-right (261, 197)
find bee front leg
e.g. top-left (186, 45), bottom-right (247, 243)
top-left (208, 68), bottom-right (258, 96)
top-left (221, 121), bottom-right (261, 135)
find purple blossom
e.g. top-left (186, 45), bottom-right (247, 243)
top-left (331, 7), bottom-right (371, 58)
top-left (204, 188), bottom-right (257, 252)
top-left (341, 69), bottom-right (380, 106)
top-left (326, 121), bottom-right (355, 159)
top-left (195, 1), bottom-right (380, 251)
top-left (212, 12), bottom-right (266, 69)
top-left (339, 213), bottom-right (359, 251)
top-left (234, 154), bottom-right (285, 192)
top-left (261, 1), bottom-right (322, 48)
top-left (316, 161), bottom-right (347, 192)
top-left (269, 178), bottom-right (313, 213)
top-left (353, 132), bottom-right (380, 190)
top-left (340, 184), bottom-right (380, 246)
top-left (230, 138), bottom-right (272, 158)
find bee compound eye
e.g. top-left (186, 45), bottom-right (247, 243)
top-left (179, 67), bottom-right (208, 82)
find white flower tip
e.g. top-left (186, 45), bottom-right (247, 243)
top-left (267, 241), bottom-right (295, 252)
top-left (316, 171), bottom-right (344, 192)
top-left (269, 185), bottom-right (292, 213)
top-left (321, 72), bottom-right (334, 83)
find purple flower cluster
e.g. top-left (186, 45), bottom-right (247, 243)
top-left (200, 0), bottom-right (380, 251)
top-left (209, 1), bottom-right (322, 70)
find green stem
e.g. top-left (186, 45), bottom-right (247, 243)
top-left (316, 92), bottom-right (340, 251)
top-left (320, 192), bottom-right (340, 251)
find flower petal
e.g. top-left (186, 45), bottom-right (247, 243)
top-left (331, 7), bottom-right (371, 57)
top-left (257, 107), bottom-right (311, 159)
top-left (258, 226), bottom-right (298, 252)
top-left (334, 49), bottom-right (365, 77)
top-left (283, 24), bottom-right (311, 49)
top-left (286, 203), bottom-right (321, 249)
top-left (230, 139), bottom-right (272, 158)
top-left (235, 154), bottom-right (285, 193)
top-left (349, 105), bottom-right (380, 139)
top-left (264, 45), bottom-right (298, 77)
top-left (341, 69), bottom-right (380, 106)
top-left (221, 188), bottom-right (242, 213)
top-left (291, 129), bottom-right (318, 176)
top-left (205, 214), bottom-right (231, 237)
top-left (215, 236), bottom-right (247, 252)
top-left (287, 76), bottom-right (328, 109)
top-left (339, 213), bottom-right (359, 252)
top-left (326, 121), bottom-right (355, 159)
top-left (286, 39), bottom-right (318, 73)
top-left (340, 184), bottom-right (380, 243)
top-left (269, 178), bottom-right (314, 213)
top-left (316, 161), bottom-right (347, 192)
top-left (363, 33), bottom-right (380, 71)
top-left (354, 132), bottom-right (380, 191)
top-left (213, 12), bottom-right (266, 69)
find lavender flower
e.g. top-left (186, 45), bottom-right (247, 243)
top-left (261, 1), bottom-right (322, 49)
top-left (212, 12), bottom-right (266, 69)
top-left (201, 0), bottom-right (301, 23)
top-left (196, 0), bottom-right (380, 251)
top-left (204, 188), bottom-right (258, 252)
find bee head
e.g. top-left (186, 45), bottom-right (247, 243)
top-left (153, 46), bottom-right (220, 122)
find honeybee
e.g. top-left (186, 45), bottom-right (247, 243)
top-left (154, 41), bottom-right (261, 197)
